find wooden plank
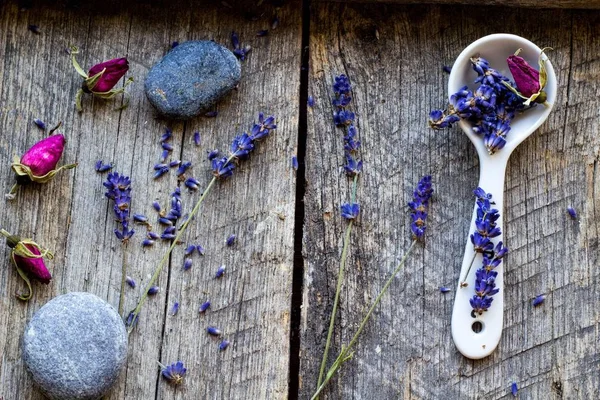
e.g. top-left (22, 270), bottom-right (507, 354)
top-left (0, 1), bottom-right (300, 399)
top-left (301, 3), bottom-right (600, 399)
top-left (321, 0), bottom-right (600, 9)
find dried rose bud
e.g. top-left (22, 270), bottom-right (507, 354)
top-left (504, 48), bottom-right (552, 106)
top-left (1, 229), bottom-right (53, 300)
top-left (6, 134), bottom-right (77, 200)
top-left (70, 46), bottom-right (133, 112)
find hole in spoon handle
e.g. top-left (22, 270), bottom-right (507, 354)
top-left (451, 156), bottom-right (508, 359)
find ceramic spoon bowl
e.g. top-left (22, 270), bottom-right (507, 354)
top-left (448, 34), bottom-right (557, 359)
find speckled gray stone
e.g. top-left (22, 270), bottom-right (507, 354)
top-left (22, 292), bottom-right (128, 400)
top-left (145, 40), bottom-right (241, 119)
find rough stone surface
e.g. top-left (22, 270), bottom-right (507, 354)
top-left (144, 40), bottom-right (241, 119)
top-left (22, 292), bottom-right (128, 400)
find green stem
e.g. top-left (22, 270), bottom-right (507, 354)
top-left (118, 242), bottom-right (128, 315)
top-left (312, 239), bottom-right (418, 400)
top-left (316, 221), bottom-right (354, 389)
top-left (127, 176), bottom-right (218, 333)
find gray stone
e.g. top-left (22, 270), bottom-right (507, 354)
top-left (22, 292), bottom-right (128, 400)
top-left (145, 40), bottom-right (241, 119)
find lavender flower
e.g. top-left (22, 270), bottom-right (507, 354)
top-left (169, 160), bottom-right (181, 168)
top-left (292, 156), bottom-right (299, 170)
top-left (197, 245), bottom-right (205, 255)
top-left (142, 239), bottom-right (154, 247)
top-left (161, 233), bottom-right (175, 240)
top-left (207, 326), bottom-right (221, 336)
top-left (194, 131), bottom-right (201, 146)
top-left (199, 301), bottom-right (211, 313)
top-left (219, 340), bottom-right (230, 351)
top-left (171, 41), bottom-right (179, 48)
top-left (148, 286), bottom-right (159, 295)
top-left (154, 166), bottom-right (169, 179)
top-left (307, 96), bottom-right (315, 107)
top-left (407, 176), bottom-right (433, 239)
top-left (207, 149), bottom-right (219, 160)
top-left (215, 265), bottom-right (226, 278)
top-left (125, 311), bottom-right (138, 328)
top-left (103, 172), bottom-right (134, 242)
top-left (95, 160), bottom-right (113, 173)
top-left (171, 302), bottom-right (179, 315)
top-left (183, 258), bottom-right (192, 270)
top-left (532, 294), bottom-right (545, 307)
top-left (442, 65), bottom-right (452, 74)
top-left (147, 232), bottom-right (159, 240)
top-left (567, 206), bottom-right (577, 219)
top-left (185, 177), bottom-right (200, 191)
top-left (226, 234), bottom-right (236, 246)
top-left (126, 276), bottom-right (136, 288)
top-left (162, 142), bottom-right (174, 152)
top-left (231, 31), bottom-right (251, 61)
top-left (340, 203), bottom-right (360, 220)
top-left (161, 361), bottom-right (186, 385)
top-left (511, 382), bottom-right (518, 397)
top-left (159, 149), bottom-right (169, 163)
top-left (33, 118), bottom-right (46, 130)
top-left (158, 217), bottom-right (173, 226)
top-left (153, 201), bottom-right (161, 213)
top-left (133, 214), bottom-right (148, 223)
top-left (440, 287), bottom-right (451, 293)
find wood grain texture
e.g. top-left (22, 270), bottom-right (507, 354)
top-left (322, 0), bottom-right (600, 9)
top-left (300, 3), bottom-right (600, 399)
top-left (0, 1), bottom-right (300, 399)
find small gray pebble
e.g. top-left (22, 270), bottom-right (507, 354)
top-left (22, 292), bottom-right (128, 400)
top-left (145, 40), bottom-right (241, 119)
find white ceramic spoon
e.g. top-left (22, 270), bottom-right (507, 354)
top-left (448, 34), bottom-right (557, 359)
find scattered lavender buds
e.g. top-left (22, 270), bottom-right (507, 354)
top-left (160, 149), bottom-right (169, 163)
top-left (28, 24), bottom-right (41, 34)
top-left (185, 245), bottom-right (196, 256)
top-left (207, 326), bottom-right (221, 336)
top-left (532, 294), bottom-right (545, 307)
top-left (469, 188), bottom-right (508, 316)
top-left (185, 177), bottom-right (200, 191)
top-left (231, 31), bottom-right (251, 61)
top-left (197, 245), bottom-right (205, 255)
top-left (207, 149), bottom-right (219, 160)
top-left (215, 265), bottom-right (226, 278)
top-left (256, 29), bottom-right (269, 37)
top-left (226, 234), bottom-right (236, 246)
top-left (161, 232), bottom-right (176, 240)
top-left (154, 166), bottom-right (169, 179)
top-left (292, 156), bottom-right (299, 170)
top-left (407, 176), bottom-right (433, 239)
top-left (171, 302), bottom-right (180, 316)
top-left (511, 382), bottom-right (518, 397)
top-left (171, 41), bottom-right (179, 48)
top-left (340, 203), bottom-right (360, 220)
top-left (160, 128), bottom-right (172, 143)
top-left (153, 201), bottom-right (161, 212)
top-left (183, 258), bottom-right (192, 270)
top-left (125, 311), bottom-right (138, 328)
top-left (440, 287), bottom-right (451, 293)
top-left (567, 206), bottom-right (577, 219)
top-left (158, 217), bottom-right (173, 226)
top-left (126, 276), bottom-right (136, 288)
top-left (169, 160), bottom-right (181, 168)
top-left (307, 95), bottom-right (315, 108)
top-left (199, 301), bottom-right (211, 313)
top-left (142, 239), bottom-right (154, 247)
top-left (161, 361), bottom-right (186, 385)
top-left (148, 232), bottom-right (159, 240)
top-left (205, 111), bottom-right (218, 118)
top-left (162, 142), bottom-right (174, 152)
top-left (133, 214), bottom-right (148, 223)
top-left (194, 131), bottom-right (201, 146)
top-left (95, 160), bottom-right (113, 173)
top-left (148, 286), bottom-right (160, 295)
top-left (219, 340), bottom-right (230, 351)
top-left (103, 172), bottom-right (134, 242)
top-left (442, 65), bottom-right (452, 74)
top-left (176, 161), bottom-right (192, 176)
top-left (33, 118), bottom-right (46, 130)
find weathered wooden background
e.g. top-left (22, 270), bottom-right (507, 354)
top-left (0, 0), bottom-right (599, 399)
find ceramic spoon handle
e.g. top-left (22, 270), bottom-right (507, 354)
top-left (451, 155), bottom-right (509, 359)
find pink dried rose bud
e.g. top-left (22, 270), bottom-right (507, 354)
top-left (70, 46), bottom-right (133, 112)
top-left (1, 229), bottom-right (54, 301)
top-left (504, 47), bottom-right (551, 106)
top-left (86, 57), bottom-right (129, 93)
top-left (507, 53), bottom-right (540, 97)
top-left (20, 134), bottom-right (66, 176)
top-left (7, 134), bottom-right (77, 200)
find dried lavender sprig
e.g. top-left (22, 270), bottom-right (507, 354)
top-left (127, 113), bottom-right (276, 333)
